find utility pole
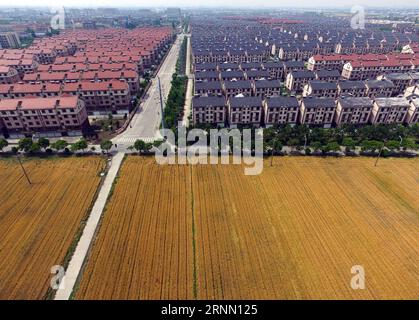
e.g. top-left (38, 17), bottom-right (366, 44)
top-left (158, 76), bottom-right (165, 130)
top-left (17, 155), bottom-right (31, 185)
top-left (374, 140), bottom-right (386, 167)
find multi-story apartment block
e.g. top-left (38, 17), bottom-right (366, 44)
top-left (342, 57), bottom-right (415, 81)
top-left (0, 66), bottom-right (19, 84)
top-left (194, 62), bottom-right (218, 72)
top-left (218, 62), bottom-right (241, 72)
top-left (62, 80), bottom-right (131, 114)
top-left (228, 96), bottom-right (264, 127)
top-left (192, 96), bottom-right (226, 126)
top-left (377, 72), bottom-right (419, 96)
top-left (283, 60), bottom-right (305, 76)
top-left (264, 96), bottom-right (299, 126)
top-left (37, 62), bottom-right (137, 73)
top-left (342, 60), bottom-right (381, 80)
top-left (278, 44), bottom-right (317, 61)
top-left (314, 69), bottom-right (340, 82)
top-left (195, 71), bottom-right (220, 82)
top-left (406, 99), bottom-right (419, 124)
top-left (303, 81), bottom-right (338, 98)
top-left (229, 49), bottom-right (247, 63)
top-left (404, 84), bottom-right (419, 100)
top-left (335, 97), bottom-right (373, 126)
top-left (371, 97), bottom-right (410, 124)
top-left (307, 54), bottom-right (350, 71)
top-left (23, 70), bottom-right (139, 95)
top-left (0, 58), bottom-right (39, 77)
top-left (0, 32), bottom-right (21, 49)
top-left (254, 79), bottom-right (281, 98)
top-left (224, 80), bottom-right (254, 98)
top-left (0, 96), bottom-right (89, 138)
top-left (0, 83), bottom-right (61, 99)
top-left (285, 70), bottom-right (316, 93)
top-left (365, 79), bottom-right (395, 98)
top-left (263, 61), bottom-right (285, 79)
top-left (337, 80), bottom-right (368, 97)
top-left (220, 70), bottom-right (246, 81)
top-left (245, 69), bottom-right (270, 81)
top-left (194, 81), bottom-right (224, 96)
top-left (240, 62), bottom-right (264, 72)
top-left (299, 97), bottom-right (336, 127)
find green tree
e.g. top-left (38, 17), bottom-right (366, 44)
top-left (133, 139), bottom-right (153, 154)
top-left (401, 138), bottom-right (417, 151)
top-left (100, 140), bottom-right (113, 154)
top-left (29, 142), bottom-right (41, 153)
top-left (287, 138), bottom-right (300, 148)
top-left (51, 140), bottom-right (68, 152)
top-left (324, 141), bottom-right (340, 153)
top-left (0, 138), bottom-right (8, 152)
top-left (77, 139), bottom-right (88, 151)
top-left (266, 138), bottom-right (283, 165)
top-left (361, 140), bottom-right (383, 153)
top-left (385, 140), bottom-right (400, 152)
top-left (309, 141), bottom-right (322, 153)
top-left (133, 139), bottom-right (146, 153)
top-left (38, 137), bottom-right (50, 150)
top-left (71, 138), bottom-right (88, 153)
top-left (342, 137), bottom-right (356, 149)
top-left (70, 143), bottom-right (79, 153)
top-left (271, 139), bottom-right (283, 154)
top-left (18, 138), bottom-right (34, 152)
top-left (342, 137), bottom-right (356, 153)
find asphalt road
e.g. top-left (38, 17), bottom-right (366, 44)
top-left (113, 34), bottom-right (184, 149)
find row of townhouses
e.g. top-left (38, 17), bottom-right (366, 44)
top-left (0, 96), bottom-right (90, 138)
top-left (0, 80), bottom-right (132, 114)
top-left (195, 60), bottom-right (304, 81)
top-left (302, 73), bottom-right (419, 98)
top-left (192, 95), bottom-right (419, 128)
top-left (22, 70), bottom-right (139, 95)
top-left (195, 79), bottom-right (281, 99)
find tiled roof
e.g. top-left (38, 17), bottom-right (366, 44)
top-left (266, 96), bottom-right (299, 108)
top-left (192, 96), bottom-right (226, 108)
top-left (302, 97), bottom-right (336, 107)
top-left (230, 96), bottom-right (263, 107)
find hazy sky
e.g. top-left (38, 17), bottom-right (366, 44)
top-left (0, 0), bottom-right (417, 8)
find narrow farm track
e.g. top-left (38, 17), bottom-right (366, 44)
top-left (75, 156), bottom-right (419, 300)
top-left (0, 157), bottom-right (104, 300)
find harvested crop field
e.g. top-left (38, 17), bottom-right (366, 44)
top-left (76, 156), bottom-right (419, 300)
top-left (0, 157), bottom-right (105, 299)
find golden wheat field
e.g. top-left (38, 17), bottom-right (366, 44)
top-left (0, 157), bottom-right (104, 299)
top-left (76, 157), bottom-right (194, 299)
top-left (76, 156), bottom-right (419, 300)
